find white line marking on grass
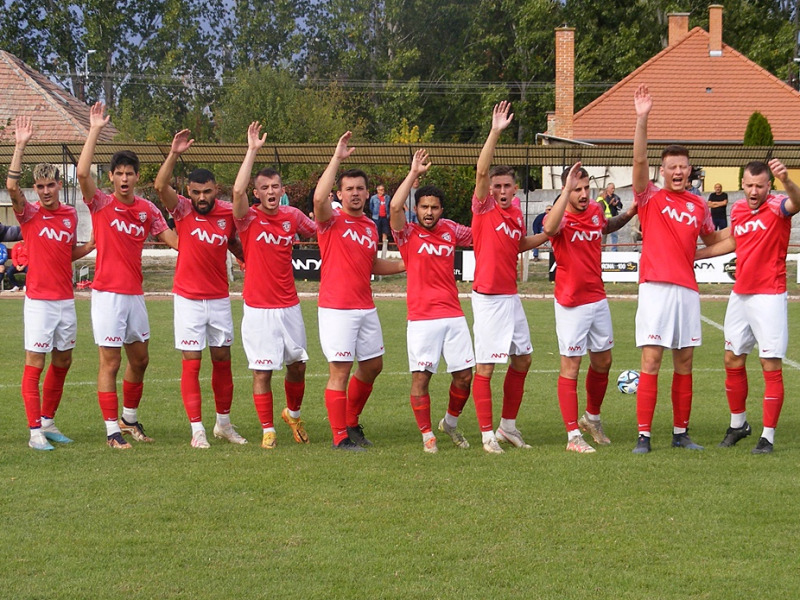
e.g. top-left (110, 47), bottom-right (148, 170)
top-left (701, 314), bottom-right (800, 371)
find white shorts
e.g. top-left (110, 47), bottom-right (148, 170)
top-left (91, 290), bottom-right (150, 347)
top-left (407, 316), bottom-right (475, 373)
top-left (471, 292), bottom-right (532, 364)
top-left (173, 295), bottom-right (234, 351)
top-left (555, 298), bottom-right (614, 357)
top-left (24, 297), bottom-right (77, 353)
top-left (318, 307), bottom-right (384, 362)
top-left (241, 303), bottom-right (308, 370)
top-left (635, 282), bottom-right (701, 349)
top-left (724, 292), bottom-right (787, 359)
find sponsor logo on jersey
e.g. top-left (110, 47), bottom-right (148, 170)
top-left (495, 222), bottom-right (522, 240)
top-left (342, 229), bottom-right (377, 250)
top-left (335, 351), bottom-right (353, 357)
top-left (418, 242), bottom-right (454, 256)
top-left (255, 231), bottom-right (294, 246)
top-left (109, 219), bottom-right (145, 237)
top-left (660, 206), bottom-right (698, 227)
top-left (570, 230), bottom-right (601, 242)
top-left (733, 220), bottom-right (767, 236)
top-left (190, 228), bottom-right (228, 246)
top-left (38, 227), bottom-right (74, 243)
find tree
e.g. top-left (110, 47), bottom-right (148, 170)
top-left (740, 111), bottom-right (774, 187)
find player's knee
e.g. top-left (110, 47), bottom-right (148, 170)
top-left (511, 354), bottom-right (532, 372)
top-left (452, 369), bottom-right (472, 389)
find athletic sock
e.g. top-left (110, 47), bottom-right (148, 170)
top-left (584, 411), bottom-right (601, 422)
top-left (422, 430), bottom-right (435, 442)
top-left (181, 359), bottom-right (203, 423)
top-left (98, 391), bottom-right (119, 422)
top-left (443, 413), bottom-right (458, 429)
top-left (557, 375), bottom-right (579, 432)
top-left (567, 428), bottom-right (581, 440)
top-left (472, 374), bottom-right (494, 432)
top-left (325, 388), bottom-right (348, 445)
top-left (190, 421), bottom-right (205, 434)
top-left (41, 364), bottom-right (69, 419)
top-left (253, 392), bottom-right (274, 430)
top-left (105, 419), bottom-right (121, 436)
top-left (211, 359), bottom-right (234, 416)
top-left (41, 417), bottom-right (54, 428)
top-left (284, 379), bottom-right (305, 413)
top-left (22, 364), bottom-right (44, 429)
top-left (501, 367), bottom-right (527, 420)
top-left (762, 369), bottom-right (784, 429)
top-left (410, 394), bottom-right (432, 434)
top-left (216, 412), bottom-right (231, 427)
top-left (671, 372), bottom-right (693, 432)
top-left (30, 427), bottom-right (45, 442)
top-left (121, 408), bottom-right (138, 424)
top-left (725, 366), bottom-right (748, 422)
top-left (346, 376), bottom-right (372, 428)
top-left (499, 417), bottom-right (516, 431)
top-left (761, 427), bottom-right (776, 444)
top-left (585, 366), bottom-right (609, 416)
top-left (122, 380), bottom-right (144, 411)
top-left (481, 430), bottom-right (496, 444)
top-left (636, 372), bottom-right (658, 435)
top-left (447, 382), bottom-right (470, 419)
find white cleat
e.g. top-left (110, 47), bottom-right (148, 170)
top-left (566, 436), bottom-right (596, 454)
top-left (438, 418), bottom-right (470, 449)
top-left (423, 437), bottom-right (438, 454)
top-left (482, 437), bottom-right (505, 454)
top-left (213, 423), bottom-right (248, 445)
top-left (191, 429), bottom-right (211, 449)
top-left (496, 426), bottom-right (532, 449)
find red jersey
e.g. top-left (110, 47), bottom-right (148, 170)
top-left (730, 195), bottom-right (792, 295)
top-left (171, 196), bottom-right (235, 300)
top-left (85, 190), bottom-right (169, 295)
top-left (471, 194), bottom-right (524, 295)
top-left (635, 182), bottom-right (714, 291)
top-left (393, 219), bottom-right (472, 321)
top-left (235, 205), bottom-right (316, 308)
top-left (547, 201), bottom-right (606, 307)
top-left (317, 210), bottom-right (377, 310)
top-left (14, 202), bottom-right (77, 301)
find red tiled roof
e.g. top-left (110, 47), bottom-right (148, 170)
top-left (573, 28), bottom-right (800, 143)
top-left (0, 50), bottom-right (117, 143)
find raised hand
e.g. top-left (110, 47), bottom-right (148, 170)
top-left (89, 101), bottom-right (110, 129)
top-left (247, 121), bottom-right (267, 151)
top-left (14, 116), bottom-right (33, 146)
top-left (564, 161), bottom-right (584, 190)
top-left (410, 149), bottom-right (431, 177)
top-left (634, 84), bottom-right (653, 118)
top-left (491, 101), bottom-right (514, 132)
top-left (171, 129), bottom-right (194, 155)
top-left (769, 158), bottom-right (788, 183)
top-left (334, 131), bottom-right (356, 161)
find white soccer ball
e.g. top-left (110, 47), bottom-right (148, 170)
top-left (617, 370), bottom-right (640, 394)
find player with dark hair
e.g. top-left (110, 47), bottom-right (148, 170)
top-left (696, 159), bottom-right (800, 453)
top-left (544, 162), bottom-right (636, 453)
top-left (77, 102), bottom-right (178, 449)
top-left (154, 129), bottom-right (246, 449)
top-left (313, 131), bottom-right (405, 451)
top-left (631, 85), bottom-right (725, 454)
top-left (6, 116), bottom-right (94, 450)
top-left (389, 149), bottom-right (474, 453)
top-left (233, 122), bottom-right (317, 450)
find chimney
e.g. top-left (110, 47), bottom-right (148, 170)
top-left (708, 5), bottom-right (723, 57)
top-left (668, 12), bottom-right (690, 46)
top-left (554, 27), bottom-right (574, 140)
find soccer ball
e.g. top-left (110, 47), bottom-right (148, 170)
top-left (617, 370), bottom-right (640, 394)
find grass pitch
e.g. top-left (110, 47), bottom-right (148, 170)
top-left (1, 295), bottom-right (800, 599)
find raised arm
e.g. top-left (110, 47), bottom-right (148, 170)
top-left (604, 200), bottom-right (637, 234)
top-left (154, 129), bottom-right (194, 212)
top-left (475, 101), bottom-right (513, 200)
top-left (6, 116), bottom-right (33, 213)
top-left (770, 159), bottom-right (800, 215)
top-left (390, 149), bottom-right (431, 231)
top-left (632, 84), bottom-right (652, 194)
top-left (77, 102), bottom-right (110, 202)
top-left (232, 122), bottom-right (267, 219)
top-left (543, 162), bottom-right (581, 237)
top-left (314, 132), bottom-right (355, 223)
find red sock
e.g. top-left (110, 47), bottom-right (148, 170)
top-left (22, 364), bottom-right (43, 429)
top-left (636, 372), bottom-right (658, 433)
top-left (725, 366), bottom-right (748, 415)
top-left (447, 383), bottom-right (470, 417)
top-left (253, 392), bottom-right (274, 429)
top-left (585, 367), bottom-right (608, 416)
top-left (346, 377), bottom-right (372, 428)
top-left (211, 359), bottom-right (234, 415)
top-left (122, 380), bottom-right (144, 410)
top-left (325, 388), bottom-right (348, 444)
top-left (181, 359), bottom-right (203, 423)
top-left (285, 379), bottom-right (305, 412)
top-left (98, 391), bottom-right (119, 422)
top-left (671, 372), bottom-right (692, 429)
top-left (501, 367), bottom-right (527, 420)
top-left (557, 375), bottom-right (579, 431)
top-left (41, 364), bottom-right (69, 419)
top-left (473, 374), bottom-right (493, 432)
top-left (410, 394), bottom-right (432, 433)
top-left (762, 369), bottom-right (784, 428)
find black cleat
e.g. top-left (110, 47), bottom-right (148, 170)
top-left (672, 431), bottom-right (704, 450)
top-left (718, 422), bottom-right (752, 447)
top-left (632, 434), bottom-right (651, 454)
top-left (346, 424), bottom-right (373, 447)
top-left (751, 437), bottom-right (774, 454)
top-left (332, 437), bottom-right (367, 452)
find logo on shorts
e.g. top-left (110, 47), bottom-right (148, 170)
top-left (182, 340), bottom-right (200, 346)
top-left (282, 221), bottom-right (291, 232)
top-left (647, 334), bottom-right (662, 341)
top-left (335, 351), bottom-right (353, 358)
top-left (568, 345), bottom-right (582, 352)
top-left (465, 358), bottom-right (473, 363)
top-left (691, 337), bottom-right (700, 342)
top-left (491, 352), bottom-right (508, 359)
top-left (254, 359), bottom-right (274, 365)
top-left (225, 338), bottom-right (232, 344)
top-left (725, 340), bottom-right (732, 347)
top-left (105, 336), bottom-right (123, 342)
top-left (33, 342), bottom-right (51, 349)
top-left (417, 361), bottom-right (433, 367)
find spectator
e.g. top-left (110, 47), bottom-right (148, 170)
top-left (531, 205), bottom-right (552, 262)
top-left (405, 177), bottom-right (419, 224)
top-left (0, 242), bottom-right (7, 289)
top-left (369, 184), bottom-right (391, 243)
top-left (1, 221), bottom-right (22, 242)
top-left (707, 183), bottom-right (729, 230)
top-left (8, 239), bottom-right (28, 291)
top-left (597, 183), bottom-right (623, 251)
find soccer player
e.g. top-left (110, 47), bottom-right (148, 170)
top-left (631, 84), bottom-right (725, 454)
top-left (471, 101), bottom-right (546, 454)
top-left (389, 149), bottom-right (474, 453)
top-left (544, 163), bottom-right (636, 453)
top-left (696, 159), bottom-right (800, 454)
top-left (6, 116), bottom-right (94, 450)
top-left (313, 131), bottom-right (405, 451)
top-left (77, 102), bottom-right (178, 449)
top-left (232, 122), bottom-right (317, 450)
top-left (154, 129), bottom-right (247, 449)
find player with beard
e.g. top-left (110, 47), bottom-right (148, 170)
top-left (544, 163), bottom-right (636, 453)
top-left (77, 102), bottom-right (178, 449)
top-left (6, 116), bottom-right (95, 450)
top-left (696, 159), bottom-right (800, 454)
top-left (154, 129), bottom-right (247, 449)
top-left (233, 122), bottom-right (317, 450)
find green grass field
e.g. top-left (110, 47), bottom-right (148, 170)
top-left (1, 295), bottom-right (799, 599)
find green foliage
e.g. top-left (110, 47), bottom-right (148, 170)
top-left (386, 119), bottom-right (435, 144)
top-left (743, 111), bottom-right (775, 146)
